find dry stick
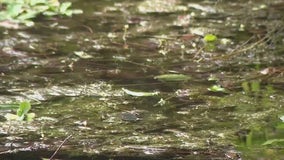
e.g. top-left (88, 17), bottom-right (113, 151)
top-left (81, 25), bottom-right (93, 33)
top-left (49, 135), bottom-right (72, 160)
top-left (212, 35), bottom-right (269, 61)
top-left (213, 23), bottom-right (284, 61)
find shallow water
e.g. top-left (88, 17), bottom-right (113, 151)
top-left (0, 0), bottom-right (284, 159)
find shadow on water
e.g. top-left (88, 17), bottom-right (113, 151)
top-left (0, 0), bottom-right (284, 159)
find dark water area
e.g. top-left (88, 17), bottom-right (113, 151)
top-left (0, 0), bottom-right (284, 159)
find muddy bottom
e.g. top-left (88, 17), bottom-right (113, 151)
top-left (0, 148), bottom-right (233, 160)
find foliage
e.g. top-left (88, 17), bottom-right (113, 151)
top-left (0, 0), bottom-right (82, 26)
top-left (262, 117), bottom-right (284, 146)
top-left (204, 34), bottom-right (217, 42)
top-left (262, 139), bottom-right (284, 146)
top-left (122, 88), bottom-right (159, 97)
top-left (154, 74), bottom-right (191, 82)
top-left (203, 34), bottom-right (218, 51)
top-left (4, 101), bottom-right (35, 121)
top-left (208, 85), bottom-right (226, 92)
top-left (74, 51), bottom-right (93, 59)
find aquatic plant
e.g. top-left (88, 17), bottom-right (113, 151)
top-left (0, 0), bottom-right (82, 27)
top-left (204, 34), bottom-right (217, 42)
top-left (203, 34), bottom-right (218, 52)
top-left (208, 85), bottom-right (226, 92)
top-left (4, 101), bottom-right (35, 121)
top-left (154, 73), bottom-right (191, 82)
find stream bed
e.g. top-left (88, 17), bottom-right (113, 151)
top-left (0, 0), bottom-right (284, 159)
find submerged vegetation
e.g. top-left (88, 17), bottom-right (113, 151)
top-left (0, 0), bottom-right (284, 159)
top-left (4, 101), bottom-right (34, 121)
top-left (0, 0), bottom-right (82, 27)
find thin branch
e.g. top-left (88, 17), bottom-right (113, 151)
top-left (49, 135), bottom-right (72, 160)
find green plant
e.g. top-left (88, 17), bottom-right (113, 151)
top-left (154, 73), bottom-right (191, 82)
top-left (0, 0), bottom-right (82, 26)
top-left (263, 117), bottom-right (284, 145)
top-left (203, 34), bottom-right (218, 52)
top-left (4, 101), bottom-right (35, 121)
top-left (208, 85), bottom-right (226, 92)
top-left (204, 34), bottom-right (217, 42)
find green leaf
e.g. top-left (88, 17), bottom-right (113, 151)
top-left (17, 10), bottom-right (37, 20)
top-left (74, 51), bottom-right (93, 59)
top-left (208, 85), bottom-right (226, 92)
top-left (0, 11), bottom-right (11, 20)
top-left (204, 43), bottom-right (216, 52)
top-left (4, 113), bottom-right (19, 121)
top-left (34, 5), bottom-right (50, 12)
top-left (29, 0), bottom-right (47, 6)
top-left (263, 139), bottom-right (284, 145)
top-left (26, 113), bottom-right (36, 122)
top-left (122, 88), bottom-right (159, 97)
top-left (63, 10), bottom-right (73, 17)
top-left (251, 80), bottom-right (260, 92)
top-left (59, 2), bottom-right (72, 14)
top-left (17, 101), bottom-right (31, 120)
top-left (0, 0), bottom-right (82, 27)
top-left (154, 74), bottom-right (191, 82)
top-left (0, 104), bottom-right (19, 110)
top-left (204, 34), bottom-right (217, 42)
top-left (7, 3), bottom-right (23, 18)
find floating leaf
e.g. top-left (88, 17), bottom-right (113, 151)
top-left (122, 88), bottom-right (159, 97)
top-left (74, 51), bottom-right (93, 59)
top-left (26, 113), bottom-right (36, 122)
top-left (154, 74), bottom-right (191, 82)
top-left (4, 113), bottom-right (19, 121)
top-left (0, 104), bottom-right (19, 110)
top-left (263, 139), bottom-right (284, 145)
top-left (208, 85), bottom-right (226, 92)
top-left (204, 34), bottom-right (217, 42)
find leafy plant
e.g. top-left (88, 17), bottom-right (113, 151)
top-left (4, 101), bottom-right (35, 121)
top-left (204, 34), bottom-right (217, 42)
top-left (154, 73), bottom-right (191, 82)
top-left (208, 85), bottom-right (226, 92)
top-left (262, 139), bottom-right (284, 146)
top-left (203, 34), bottom-right (218, 51)
top-left (0, 0), bottom-right (82, 27)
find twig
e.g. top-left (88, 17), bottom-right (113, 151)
top-left (81, 25), bottom-right (93, 33)
top-left (49, 135), bottom-right (72, 160)
top-left (212, 35), bottom-right (268, 60)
